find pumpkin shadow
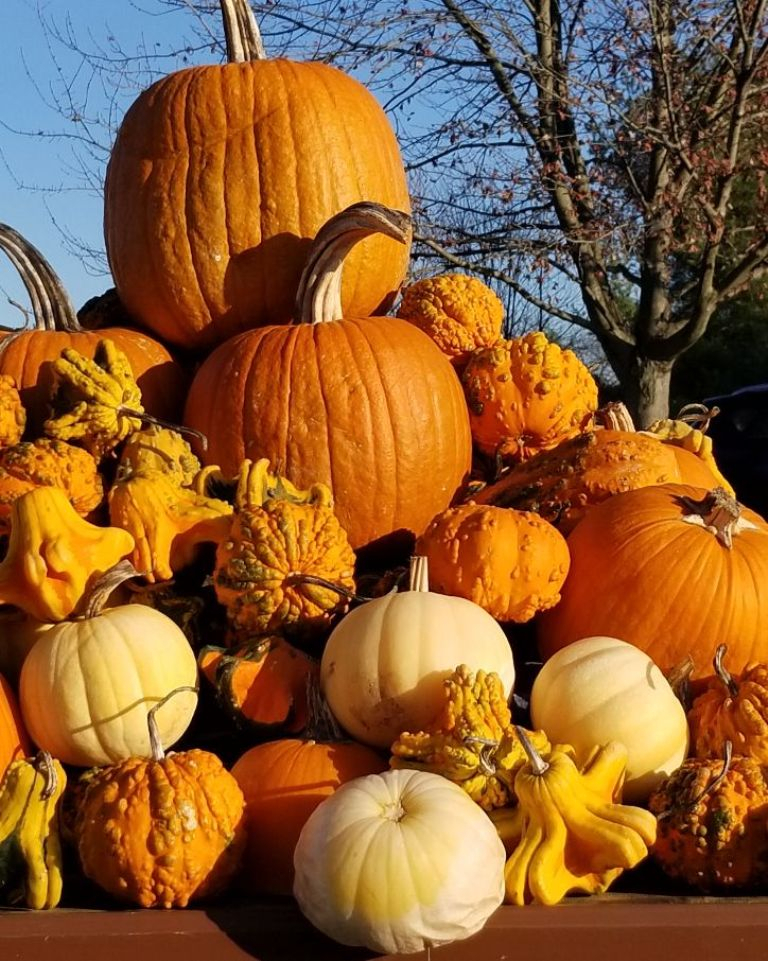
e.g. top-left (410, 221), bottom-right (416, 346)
top-left (203, 897), bottom-right (378, 960)
top-left (222, 233), bottom-right (311, 333)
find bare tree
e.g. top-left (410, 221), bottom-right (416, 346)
top-left (6, 0), bottom-right (768, 422)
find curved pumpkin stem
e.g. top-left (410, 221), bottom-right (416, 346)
top-left (294, 202), bottom-right (411, 325)
top-left (34, 751), bottom-right (60, 801)
top-left (677, 487), bottom-right (756, 549)
top-left (0, 223), bottom-right (82, 334)
top-left (713, 644), bottom-right (739, 699)
top-left (515, 725), bottom-right (550, 776)
top-left (147, 685), bottom-right (200, 762)
top-left (81, 560), bottom-right (144, 618)
top-left (220, 0), bottom-right (266, 62)
top-left (676, 403), bottom-right (720, 434)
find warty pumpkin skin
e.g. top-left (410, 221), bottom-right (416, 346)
top-left (75, 708), bottom-right (246, 909)
top-left (0, 224), bottom-right (187, 433)
top-left (0, 375), bottom-right (25, 449)
top-left (103, 2), bottom-right (410, 351)
top-left (538, 485), bottom-right (768, 681)
top-left (184, 204), bottom-right (472, 552)
top-left (416, 502), bottom-right (570, 622)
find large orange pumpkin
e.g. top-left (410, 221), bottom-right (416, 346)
top-left (538, 484), bottom-right (768, 680)
top-left (0, 673), bottom-right (32, 780)
top-left (0, 224), bottom-right (187, 432)
top-left (184, 204), bottom-right (472, 552)
top-left (103, 0), bottom-right (410, 351)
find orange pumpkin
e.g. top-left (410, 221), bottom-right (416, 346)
top-left (103, 0), bottom-right (410, 351)
top-left (231, 726), bottom-right (385, 896)
top-left (0, 224), bottom-right (188, 432)
top-left (538, 485), bottom-right (768, 680)
top-left (184, 204), bottom-right (472, 553)
top-left (0, 673), bottom-right (32, 780)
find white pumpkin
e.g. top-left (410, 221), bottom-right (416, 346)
top-left (19, 603), bottom-right (198, 767)
top-left (320, 556), bottom-right (515, 748)
top-left (293, 768), bottom-right (506, 955)
top-left (530, 635), bottom-right (689, 802)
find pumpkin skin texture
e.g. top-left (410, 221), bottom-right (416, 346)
top-left (530, 637), bottom-right (689, 803)
top-left (416, 503), bottom-right (570, 622)
top-left (462, 332), bottom-right (598, 462)
top-left (320, 557), bottom-right (515, 748)
top-left (0, 375), bottom-right (25, 448)
top-left (19, 604), bottom-right (198, 767)
top-left (184, 206), bottom-right (471, 553)
top-left (76, 747), bottom-right (246, 908)
top-left (688, 645), bottom-right (768, 763)
top-left (0, 674), bottom-right (31, 781)
top-left (292, 768), bottom-right (506, 955)
top-left (104, 61), bottom-right (410, 351)
top-left (231, 737), bottom-right (386, 897)
top-left (538, 485), bottom-right (768, 680)
top-left (0, 225), bottom-right (187, 433)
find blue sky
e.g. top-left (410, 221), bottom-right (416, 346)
top-left (0, 0), bottom-right (209, 328)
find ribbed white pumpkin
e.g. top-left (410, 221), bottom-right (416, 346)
top-left (320, 556), bottom-right (515, 748)
top-left (19, 604), bottom-right (198, 767)
top-left (530, 635), bottom-right (689, 802)
top-left (293, 768), bottom-right (506, 954)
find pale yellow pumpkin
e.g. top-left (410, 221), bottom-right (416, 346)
top-left (320, 556), bottom-right (515, 748)
top-left (19, 576), bottom-right (198, 767)
top-left (293, 768), bottom-right (506, 954)
top-left (530, 636), bottom-right (689, 802)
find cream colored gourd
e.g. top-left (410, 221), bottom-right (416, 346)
top-left (293, 768), bottom-right (506, 954)
top-left (530, 636), bottom-right (689, 802)
top-left (320, 556), bottom-right (515, 748)
top-left (18, 567), bottom-right (198, 767)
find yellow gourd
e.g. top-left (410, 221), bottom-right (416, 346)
top-left (0, 375), bottom-right (25, 449)
top-left (502, 730), bottom-right (657, 905)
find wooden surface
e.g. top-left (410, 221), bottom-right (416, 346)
top-left (3, 895), bottom-right (768, 961)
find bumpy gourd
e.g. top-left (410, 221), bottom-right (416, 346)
top-left (0, 375), bottom-right (25, 449)
top-left (75, 697), bottom-right (246, 908)
top-left (43, 338), bottom-right (145, 459)
top-left (108, 467), bottom-right (232, 582)
top-left (473, 429), bottom-right (681, 532)
top-left (649, 747), bottom-right (768, 891)
top-left (0, 752), bottom-right (66, 910)
top-left (198, 635), bottom-right (317, 735)
top-left (503, 731), bottom-right (657, 906)
top-left (397, 273), bottom-right (504, 368)
top-left (688, 645), bottom-right (768, 763)
top-left (0, 438), bottom-right (104, 534)
top-left (416, 503), bottom-right (570, 622)
top-left (641, 410), bottom-right (735, 496)
top-left (213, 466), bottom-right (356, 637)
top-left (462, 332), bottom-right (598, 462)
top-left (391, 664), bottom-right (549, 810)
top-left (118, 426), bottom-right (202, 487)
top-left (0, 486), bottom-right (134, 621)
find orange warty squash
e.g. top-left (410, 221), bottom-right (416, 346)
top-left (0, 224), bottom-right (187, 433)
top-left (0, 375), bottom-right (25, 448)
top-left (416, 502), bottom-right (570, 622)
top-left (538, 485), bottom-right (768, 680)
top-left (184, 204), bottom-right (472, 552)
top-left (472, 429), bottom-right (681, 533)
top-left (103, 0), bottom-right (410, 351)
top-left (461, 331), bottom-right (598, 462)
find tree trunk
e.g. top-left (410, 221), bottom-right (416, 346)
top-left (622, 355), bottom-right (674, 427)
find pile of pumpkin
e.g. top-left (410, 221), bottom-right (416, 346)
top-left (2, 0), bottom-right (768, 954)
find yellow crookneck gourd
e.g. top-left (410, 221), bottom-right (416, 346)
top-left (502, 729), bottom-right (657, 906)
top-left (390, 664), bottom-right (550, 811)
top-left (213, 459), bottom-right (356, 638)
top-left (43, 338), bottom-right (145, 459)
top-left (108, 466), bottom-right (233, 583)
top-left (0, 752), bottom-right (67, 910)
top-left (0, 485), bottom-right (134, 621)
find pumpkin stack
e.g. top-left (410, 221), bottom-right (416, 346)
top-left (2, 0), bottom-right (768, 945)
